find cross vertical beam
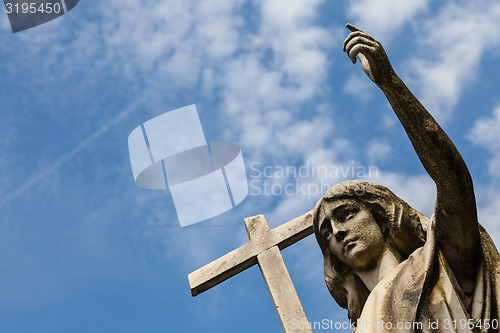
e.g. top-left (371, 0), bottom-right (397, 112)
top-left (247, 215), bottom-right (311, 332)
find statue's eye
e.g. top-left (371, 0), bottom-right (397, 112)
top-left (320, 218), bottom-right (332, 238)
top-left (336, 206), bottom-right (358, 223)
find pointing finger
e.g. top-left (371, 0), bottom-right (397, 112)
top-left (346, 23), bottom-right (361, 32)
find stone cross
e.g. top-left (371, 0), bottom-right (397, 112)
top-left (188, 210), bottom-right (315, 332)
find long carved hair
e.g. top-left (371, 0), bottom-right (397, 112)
top-left (313, 180), bottom-right (429, 322)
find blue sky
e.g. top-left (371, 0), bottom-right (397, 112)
top-left (2, 0), bottom-right (500, 332)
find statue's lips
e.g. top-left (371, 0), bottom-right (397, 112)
top-left (343, 237), bottom-right (359, 252)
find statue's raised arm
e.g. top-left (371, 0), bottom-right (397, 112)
top-left (343, 24), bottom-right (481, 293)
top-left (313, 24), bottom-right (500, 331)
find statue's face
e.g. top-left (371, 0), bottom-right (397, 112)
top-left (318, 199), bottom-right (386, 271)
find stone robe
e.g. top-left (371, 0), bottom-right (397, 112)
top-left (355, 219), bottom-right (500, 333)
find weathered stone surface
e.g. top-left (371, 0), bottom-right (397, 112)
top-left (189, 212), bottom-right (313, 332)
top-left (311, 24), bottom-right (500, 332)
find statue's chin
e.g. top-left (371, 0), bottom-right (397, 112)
top-left (342, 243), bottom-right (383, 272)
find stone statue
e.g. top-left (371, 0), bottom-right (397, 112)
top-left (313, 24), bottom-right (500, 332)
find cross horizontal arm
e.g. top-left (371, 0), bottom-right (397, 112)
top-left (272, 210), bottom-right (314, 250)
top-left (188, 210), bottom-right (314, 297)
top-left (189, 240), bottom-right (261, 296)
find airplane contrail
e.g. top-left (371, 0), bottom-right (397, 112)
top-left (0, 97), bottom-right (145, 210)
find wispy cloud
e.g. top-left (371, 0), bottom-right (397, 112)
top-left (220, 0), bottom-right (336, 161)
top-left (406, 0), bottom-right (500, 120)
top-left (347, 0), bottom-right (429, 42)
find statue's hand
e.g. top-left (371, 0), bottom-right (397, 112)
top-left (343, 24), bottom-right (395, 88)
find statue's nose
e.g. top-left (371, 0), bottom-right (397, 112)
top-left (331, 223), bottom-right (347, 242)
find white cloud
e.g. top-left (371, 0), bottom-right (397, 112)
top-left (0, 1), bottom-right (340, 265)
top-left (468, 106), bottom-right (500, 150)
top-left (259, 0), bottom-right (331, 81)
top-left (93, 0), bottom-right (344, 277)
top-left (2, 0), bottom-right (338, 166)
top-left (406, 1), bottom-right (500, 120)
top-left (100, 0), bottom-right (245, 89)
top-left (342, 72), bottom-right (375, 103)
top-left (468, 105), bottom-right (500, 177)
top-left (219, 0), bottom-right (336, 162)
top-left (275, 118), bottom-right (334, 156)
top-left (0, 0), bottom-right (245, 94)
top-left (381, 113), bottom-right (397, 129)
top-left (347, 0), bottom-right (500, 121)
top-left (463, 104), bottom-right (500, 247)
top-left (366, 139), bottom-right (391, 163)
top-left (60, 0), bottom-right (338, 166)
top-left (476, 191), bottom-right (500, 245)
top-left (347, 0), bottom-right (429, 41)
